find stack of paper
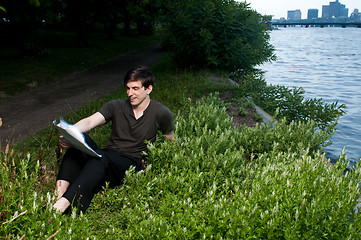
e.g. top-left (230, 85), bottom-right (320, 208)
top-left (53, 119), bottom-right (102, 158)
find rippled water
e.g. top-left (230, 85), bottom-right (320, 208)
top-left (260, 27), bottom-right (361, 163)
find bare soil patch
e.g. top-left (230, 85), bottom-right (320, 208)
top-left (219, 91), bottom-right (260, 127)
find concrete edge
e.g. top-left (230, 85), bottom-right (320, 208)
top-left (228, 78), bottom-right (275, 125)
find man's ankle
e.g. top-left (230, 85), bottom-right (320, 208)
top-left (53, 197), bottom-right (71, 213)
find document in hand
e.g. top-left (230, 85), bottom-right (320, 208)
top-left (53, 119), bottom-right (102, 158)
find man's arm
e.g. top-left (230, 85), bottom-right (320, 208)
top-left (74, 112), bottom-right (106, 133)
top-left (59, 112), bottom-right (106, 149)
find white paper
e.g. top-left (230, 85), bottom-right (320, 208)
top-left (53, 119), bottom-right (102, 158)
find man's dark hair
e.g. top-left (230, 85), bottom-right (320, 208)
top-left (124, 65), bottom-right (154, 89)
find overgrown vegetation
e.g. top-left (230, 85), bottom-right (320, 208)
top-left (0, 144), bottom-right (92, 239)
top-left (231, 69), bottom-right (346, 132)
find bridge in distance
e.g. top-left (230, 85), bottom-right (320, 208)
top-left (271, 22), bottom-right (361, 28)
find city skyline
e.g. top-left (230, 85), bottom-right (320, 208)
top-left (245, 0), bottom-right (360, 19)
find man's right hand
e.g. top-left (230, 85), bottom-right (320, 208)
top-left (58, 135), bottom-right (73, 149)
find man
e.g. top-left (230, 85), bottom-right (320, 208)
top-left (53, 65), bottom-right (175, 213)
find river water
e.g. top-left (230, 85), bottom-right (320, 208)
top-left (260, 27), bottom-right (361, 164)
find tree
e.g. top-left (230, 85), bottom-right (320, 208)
top-left (161, 0), bottom-right (276, 71)
top-left (93, 0), bottom-right (122, 39)
top-left (0, 0), bottom-right (166, 52)
top-left (1, 0), bottom-right (41, 55)
top-left (61, 0), bottom-right (96, 47)
top-left (1, 0), bottom-right (64, 54)
top-left (121, 0), bottom-right (165, 36)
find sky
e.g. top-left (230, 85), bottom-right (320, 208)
top-left (244, 0), bottom-right (360, 19)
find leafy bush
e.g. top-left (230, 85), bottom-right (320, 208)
top-left (231, 68), bottom-right (268, 97)
top-left (236, 118), bottom-right (334, 158)
top-left (253, 84), bottom-right (346, 131)
top-left (88, 94), bottom-right (361, 239)
top-left (161, 0), bottom-right (275, 71)
top-left (228, 69), bottom-right (345, 133)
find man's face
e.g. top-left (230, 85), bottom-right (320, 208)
top-left (126, 80), bottom-right (152, 107)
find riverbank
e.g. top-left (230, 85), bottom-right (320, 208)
top-left (261, 27), bottom-right (361, 163)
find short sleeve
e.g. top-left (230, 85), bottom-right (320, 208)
top-left (98, 100), bottom-right (118, 123)
top-left (158, 106), bottom-right (175, 135)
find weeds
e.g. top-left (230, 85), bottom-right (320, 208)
top-left (0, 145), bottom-right (92, 239)
top-left (238, 106), bottom-right (248, 116)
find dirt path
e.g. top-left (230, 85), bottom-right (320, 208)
top-left (0, 43), bottom-right (163, 147)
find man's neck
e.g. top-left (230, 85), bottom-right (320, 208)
top-left (132, 98), bottom-right (151, 119)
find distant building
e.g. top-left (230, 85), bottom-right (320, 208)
top-left (307, 9), bottom-right (319, 19)
top-left (288, 10), bottom-right (302, 20)
top-left (322, 0), bottom-right (349, 19)
top-left (322, 5), bottom-right (330, 18)
top-left (350, 9), bottom-right (361, 21)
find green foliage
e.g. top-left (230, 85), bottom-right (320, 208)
top-left (253, 113), bottom-right (264, 122)
top-left (231, 68), bottom-right (268, 97)
top-left (253, 84), bottom-right (346, 130)
top-left (237, 118), bottom-right (333, 157)
top-left (161, 0), bottom-right (275, 71)
top-left (229, 70), bottom-right (345, 135)
top-left (243, 101), bottom-right (256, 109)
top-left (0, 146), bottom-right (92, 239)
top-left (238, 106), bottom-right (248, 116)
top-left (88, 94), bottom-right (361, 238)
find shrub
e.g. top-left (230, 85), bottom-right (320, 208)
top-left (161, 0), bottom-right (275, 71)
top-left (253, 84), bottom-right (346, 131)
top-left (231, 68), bottom-right (268, 97)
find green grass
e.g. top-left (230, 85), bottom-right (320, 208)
top-left (0, 28), bottom-right (157, 97)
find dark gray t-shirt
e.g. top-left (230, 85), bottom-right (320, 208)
top-left (98, 99), bottom-right (174, 160)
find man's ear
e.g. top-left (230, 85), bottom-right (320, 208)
top-left (146, 85), bottom-right (153, 95)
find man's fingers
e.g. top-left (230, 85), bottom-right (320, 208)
top-left (58, 136), bottom-right (72, 148)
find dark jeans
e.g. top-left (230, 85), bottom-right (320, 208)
top-left (56, 135), bottom-right (142, 212)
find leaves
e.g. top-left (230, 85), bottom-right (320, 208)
top-left (253, 84), bottom-right (346, 131)
top-left (161, 0), bottom-right (275, 71)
